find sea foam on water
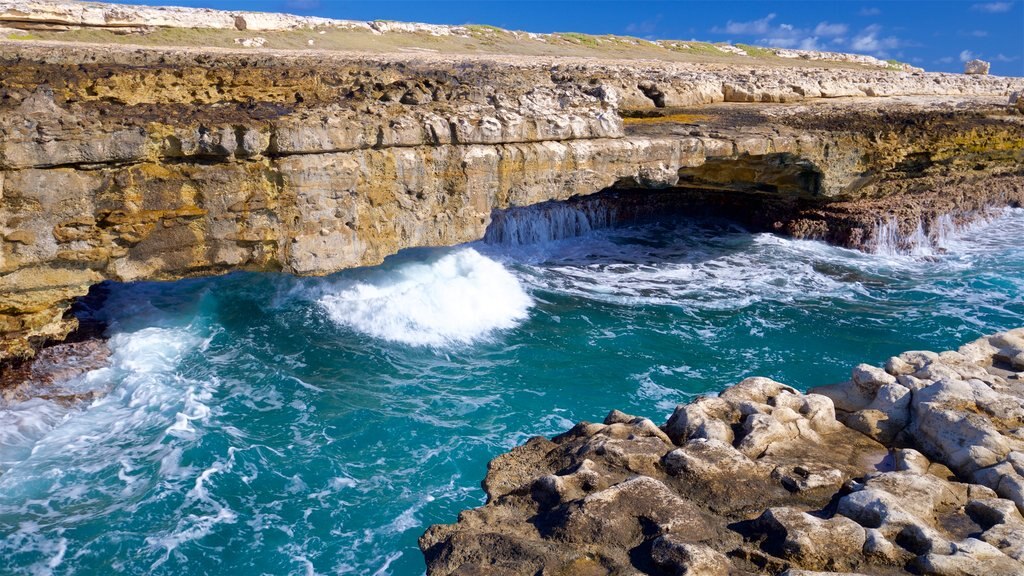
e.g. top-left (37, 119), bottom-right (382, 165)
top-left (318, 247), bottom-right (534, 346)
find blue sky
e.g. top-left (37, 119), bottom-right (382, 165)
top-left (116, 1), bottom-right (1023, 75)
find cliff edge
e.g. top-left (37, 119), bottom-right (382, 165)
top-left (0, 8), bottom-right (1023, 362)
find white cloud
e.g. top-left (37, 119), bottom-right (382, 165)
top-left (814, 22), bottom-right (848, 36)
top-left (960, 49), bottom-right (976, 62)
top-left (799, 37), bottom-right (823, 50)
top-left (625, 18), bottom-right (660, 36)
top-left (859, 7), bottom-right (882, 16)
top-left (971, 2), bottom-right (1014, 12)
top-left (937, 56), bottom-right (955, 63)
top-left (850, 24), bottom-right (902, 56)
top-left (760, 37), bottom-right (798, 48)
top-left (714, 15), bottom-right (849, 52)
top-left (714, 14), bottom-right (778, 35)
top-left (752, 36), bottom-right (823, 51)
top-left (993, 53), bottom-right (1021, 61)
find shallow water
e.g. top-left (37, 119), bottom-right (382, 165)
top-left (2, 208), bottom-right (1023, 575)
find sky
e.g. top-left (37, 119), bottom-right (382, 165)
top-left (115, 1), bottom-right (1024, 76)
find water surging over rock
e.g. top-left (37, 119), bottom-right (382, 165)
top-left (872, 214), bottom-right (958, 256)
top-left (484, 198), bottom-right (620, 246)
top-left (870, 209), bottom-right (1009, 257)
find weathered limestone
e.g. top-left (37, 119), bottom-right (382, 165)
top-left (1, 41), bottom-right (1023, 361)
top-left (966, 59), bottom-right (992, 76)
top-left (422, 330), bottom-right (1024, 575)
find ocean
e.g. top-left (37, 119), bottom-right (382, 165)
top-left (2, 205), bottom-right (1022, 575)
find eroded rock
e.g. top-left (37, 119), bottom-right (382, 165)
top-left (2, 39), bottom-right (1023, 361)
top-left (423, 331), bottom-right (1024, 575)
top-left (964, 59), bottom-right (992, 75)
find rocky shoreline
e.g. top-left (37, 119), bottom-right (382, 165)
top-left (421, 330), bottom-right (1024, 575)
top-left (0, 4), bottom-right (1022, 574)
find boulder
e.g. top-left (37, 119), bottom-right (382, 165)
top-left (752, 507), bottom-right (866, 570)
top-left (965, 59), bottom-right (991, 75)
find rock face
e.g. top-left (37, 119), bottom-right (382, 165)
top-left (966, 60), bottom-right (992, 76)
top-left (421, 330), bottom-right (1024, 575)
top-left (0, 41), bottom-right (1023, 361)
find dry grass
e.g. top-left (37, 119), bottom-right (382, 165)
top-left (0, 26), bottom-right (898, 71)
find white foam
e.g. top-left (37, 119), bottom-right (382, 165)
top-left (0, 323), bottom-right (215, 573)
top-left (484, 200), bottom-right (617, 245)
top-left (318, 248), bottom-right (533, 346)
top-left (872, 210), bottom-right (998, 257)
top-left (508, 223), bottom-right (868, 311)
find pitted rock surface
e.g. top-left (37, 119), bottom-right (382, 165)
top-left (421, 330), bottom-right (1024, 575)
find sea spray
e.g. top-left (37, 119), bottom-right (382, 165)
top-left (871, 209), bottom-right (1000, 257)
top-left (484, 198), bottom-right (619, 246)
top-left (317, 248), bottom-right (533, 346)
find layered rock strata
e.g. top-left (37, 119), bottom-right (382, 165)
top-left (421, 330), bottom-right (1024, 575)
top-left (1, 42), bottom-right (1022, 360)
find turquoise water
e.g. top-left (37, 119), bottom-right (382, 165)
top-left (1, 207), bottom-right (1023, 575)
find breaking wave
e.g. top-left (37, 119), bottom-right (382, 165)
top-left (318, 248), bottom-right (533, 346)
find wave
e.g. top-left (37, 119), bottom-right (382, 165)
top-left (484, 198), bottom-right (618, 246)
top-left (317, 248), bottom-right (533, 347)
top-left (489, 207), bottom-right (1024, 314)
top-left (871, 207), bottom-right (1022, 257)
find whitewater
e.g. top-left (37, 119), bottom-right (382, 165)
top-left (1, 207), bottom-right (1023, 575)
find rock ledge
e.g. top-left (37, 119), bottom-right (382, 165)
top-left (421, 329), bottom-right (1024, 575)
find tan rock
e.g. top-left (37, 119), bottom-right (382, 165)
top-left (424, 335), bottom-right (1024, 575)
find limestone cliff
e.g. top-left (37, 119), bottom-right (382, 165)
top-left (1, 42), bottom-right (1023, 361)
top-left (421, 330), bottom-right (1024, 575)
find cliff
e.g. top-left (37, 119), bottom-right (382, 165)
top-left (421, 330), bottom-right (1024, 575)
top-left (0, 39), bottom-right (1023, 361)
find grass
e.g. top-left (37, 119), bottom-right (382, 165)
top-left (885, 59), bottom-right (905, 71)
top-left (0, 25), bottom-right (905, 72)
top-left (735, 44), bottom-right (775, 58)
top-left (465, 24), bottom-right (503, 33)
top-left (663, 41), bottom-right (726, 56)
top-left (465, 24), bottom-right (507, 45)
top-left (557, 32), bottom-right (600, 48)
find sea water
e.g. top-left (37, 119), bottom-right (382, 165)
top-left (2, 207), bottom-right (1023, 575)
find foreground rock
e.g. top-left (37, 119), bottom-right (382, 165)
top-left (421, 330), bottom-right (1024, 575)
